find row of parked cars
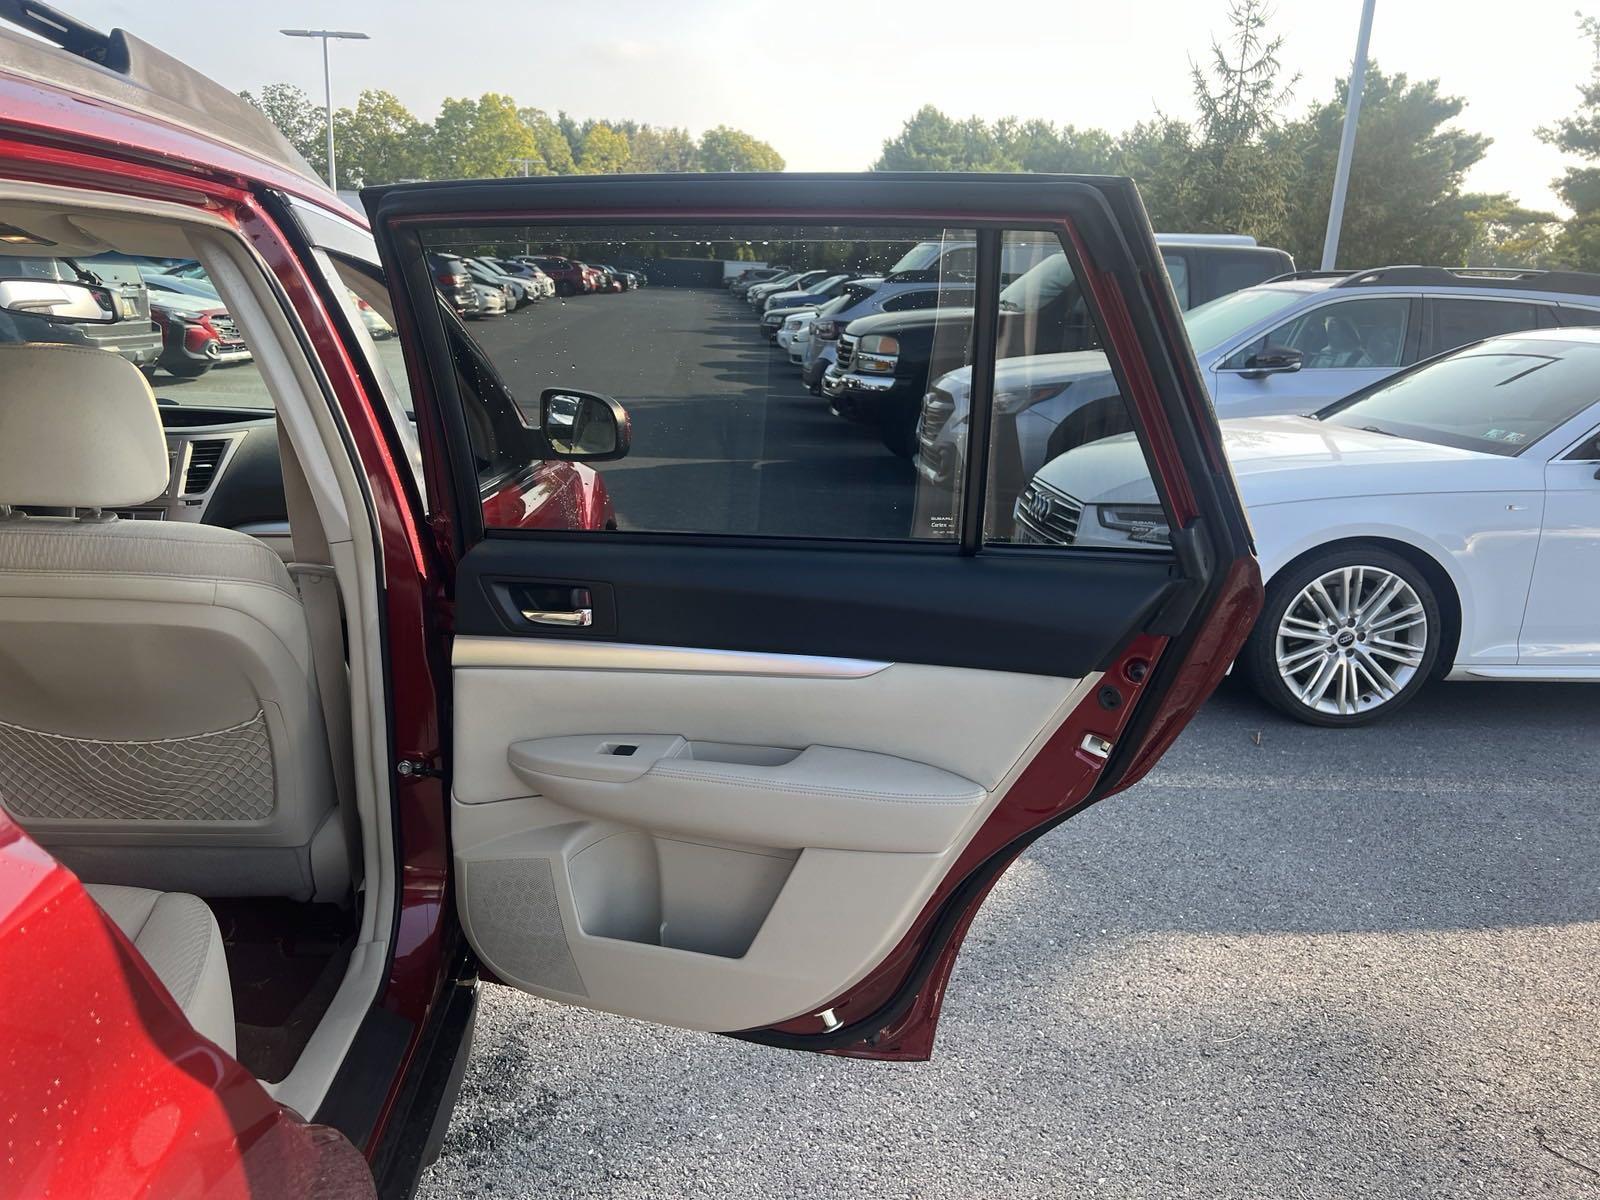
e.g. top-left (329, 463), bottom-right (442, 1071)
top-left (431, 251), bottom-right (645, 318)
top-left (730, 241), bottom-right (1600, 727)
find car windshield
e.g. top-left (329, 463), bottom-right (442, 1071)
top-left (1321, 338), bottom-right (1600, 455)
top-left (886, 242), bottom-right (946, 275)
top-left (998, 252), bottom-right (1073, 314)
top-left (1181, 286), bottom-right (1307, 354)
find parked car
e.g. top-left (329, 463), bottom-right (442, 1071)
top-left (4, 254), bottom-right (161, 369)
top-left (482, 256), bottom-right (549, 300)
top-left (592, 263), bottom-right (639, 290)
top-left (1017, 325), bottom-right (1600, 724)
top-left (730, 265), bottom-right (791, 295)
top-left (915, 261), bottom-right (1600, 514)
top-left (0, 8), bottom-right (1264, 1197)
top-left (469, 280), bottom-right (507, 317)
top-left (522, 254), bottom-right (590, 295)
top-left (462, 257), bottom-right (530, 309)
top-left (747, 269), bottom-right (830, 307)
top-left (148, 290), bottom-right (250, 376)
top-left (351, 289), bottom-right (395, 338)
top-left (800, 277), bottom-right (951, 390)
top-left (757, 273), bottom-right (858, 334)
top-left (429, 251), bottom-right (477, 314)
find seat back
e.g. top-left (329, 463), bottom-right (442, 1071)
top-left (0, 344), bottom-right (345, 900)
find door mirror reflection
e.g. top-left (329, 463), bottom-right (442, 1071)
top-left (540, 387), bottom-right (631, 461)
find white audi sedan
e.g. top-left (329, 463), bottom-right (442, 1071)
top-left (1015, 328), bottom-right (1600, 725)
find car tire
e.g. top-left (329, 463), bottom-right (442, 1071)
top-left (877, 418), bottom-right (917, 460)
top-left (164, 359), bottom-right (212, 379)
top-left (1241, 544), bottom-right (1443, 727)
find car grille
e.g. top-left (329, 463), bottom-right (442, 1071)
top-left (210, 314), bottom-right (239, 338)
top-left (837, 333), bottom-right (856, 371)
top-left (1013, 479), bottom-right (1083, 545)
top-left (920, 386), bottom-right (955, 444)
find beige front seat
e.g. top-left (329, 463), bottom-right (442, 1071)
top-left (87, 883), bottom-right (236, 1054)
top-left (0, 343), bottom-right (346, 901)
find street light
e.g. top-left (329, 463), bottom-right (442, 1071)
top-left (1320, 0), bottom-right (1377, 271)
top-left (280, 28), bottom-right (369, 190)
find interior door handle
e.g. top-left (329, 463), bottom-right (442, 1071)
top-left (521, 607), bottom-right (593, 628)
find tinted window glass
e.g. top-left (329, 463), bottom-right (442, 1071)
top-left (421, 223), bottom-right (975, 538)
top-left (1229, 296), bottom-right (1410, 370)
top-left (909, 231), bottom-right (1166, 553)
top-left (1432, 298), bottom-right (1545, 351)
top-left (1324, 338), bottom-right (1600, 455)
top-left (1161, 253), bottom-right (1191, 308)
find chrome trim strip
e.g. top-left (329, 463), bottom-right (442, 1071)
top-left (452, 635), bottom-right (891, 678)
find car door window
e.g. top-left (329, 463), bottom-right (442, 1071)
top-left (419, 222), bottom-right (976, 540)
top-left (1161, 253), bottom-right (1191, 309)
top-left (1430, 297), bottom-right (1548, 352)
top-left (1224, 296), bottom-right (1411, 370)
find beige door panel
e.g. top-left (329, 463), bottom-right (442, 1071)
top-left (452, 637), bottom-right (1094, 1030)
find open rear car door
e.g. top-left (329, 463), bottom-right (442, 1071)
top-left (365, 174), bottom-right (1262, 1059)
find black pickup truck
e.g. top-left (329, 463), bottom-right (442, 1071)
top-left (822, 239), bottom-right (1293, 458)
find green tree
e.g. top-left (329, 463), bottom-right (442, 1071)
top-left (239, 83), bottom-right (326, 177)
top-left (578, 123), bottom-right (632, 174)
top-left (874, 106), bottom-right (1013, 171)
top-left (518, 107), bottom-right (576, 174)
top-left (1276, 68), bottom-right (1490, 267)
top-left (430, 93), bottom-right (539, 179)
top-left (333, 90), bottom-right (429, 187)
top-left (1462, 194), bottom-right (1560, 266)
top-left (630, 125), bottom-right (700, 172)
top-left (698, 125), bottom-right (785, 172)
top-left (1539, 13), bottom-right (1600, 269)
top-left (1177, 0), bottom-right (1299, 241)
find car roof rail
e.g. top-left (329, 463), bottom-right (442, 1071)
top-left (1261, 269), bottom-right (1355, 284)
top-left (1332, 265), bottom-right (1600, 296)
top-left (0, 0), bottom-right (325, 191)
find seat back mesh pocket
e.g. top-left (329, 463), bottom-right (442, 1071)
top-left (0, 712), bottom-right (275, 823)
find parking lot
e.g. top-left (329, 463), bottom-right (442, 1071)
top-left (468, 286), bottom-right (916, 537)
top-left (417, 675), bottom-right (1600, 1199)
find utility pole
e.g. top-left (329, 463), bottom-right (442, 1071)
top-left (508, 157), bottom-right (540, 177)
top-left (280, 29), bottom-right (370, 190)
top-left (1320, 0), bottom-right (1377, 271)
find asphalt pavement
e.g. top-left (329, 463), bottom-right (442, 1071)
top-left (417, 671), bottom-right (1600, 1199)
top-left (467, 287), bottom-right (916, 538)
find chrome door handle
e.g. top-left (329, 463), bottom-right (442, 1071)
top-left (521, 607), bottom-right (593, 628)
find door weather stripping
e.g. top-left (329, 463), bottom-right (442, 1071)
top-left (1079, 734), bottom-right (1115, 760)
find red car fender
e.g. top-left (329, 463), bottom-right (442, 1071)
top-left (0, 812), bottom-right (373, 1199)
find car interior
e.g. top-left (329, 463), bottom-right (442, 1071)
top-left (0, 187), bottom-right (403, 1115)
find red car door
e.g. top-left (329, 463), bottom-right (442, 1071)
top-left (367, 173), bottom-right (1261, 1057)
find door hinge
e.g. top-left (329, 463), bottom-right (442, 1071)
top-left (395, 757), bottom-right (445, 780)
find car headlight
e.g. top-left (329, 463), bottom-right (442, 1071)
top-left (994, 383), bottom-right (1067, 415)
top-left (1095, 504), bottom-right (1170, 545)
top-left (854, 334), bottom-right (899, 375)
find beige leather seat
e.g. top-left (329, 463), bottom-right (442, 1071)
top-left (86, 883), bottom-right (236, 1054)
top-left (0, 343), bottom-right (346, 900)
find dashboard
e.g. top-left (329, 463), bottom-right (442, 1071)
top-left (113, 404), bottom-right (291, 553)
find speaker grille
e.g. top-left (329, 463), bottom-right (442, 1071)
top-left (465, 856), bottom-right (587, 997)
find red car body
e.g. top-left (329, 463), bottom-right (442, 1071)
top-left (0, 7), bottom-right (1262, 1197)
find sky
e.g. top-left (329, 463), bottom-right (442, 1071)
top-left (52, 0), bottom-right (1597, 213)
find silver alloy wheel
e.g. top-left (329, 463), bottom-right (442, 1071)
top-left (1275, 565), bottom-right (1429, 717)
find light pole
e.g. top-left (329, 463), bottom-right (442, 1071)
top-left (1320, 0), bottom-right (1377, 271)
top-left (280, 28), bottom-right (369, 190)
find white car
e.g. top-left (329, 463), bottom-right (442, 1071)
top-left (775, 308), bottom-right (820, 357)
top-left (1015, 327), bottom-right (1600, 725)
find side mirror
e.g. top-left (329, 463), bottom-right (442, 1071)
top-left (1240, 345), bottom-right (1303, 379)
top-left (540, 387), bottom-right (631, 462)
top-left (0, 278), bottom-right (119, 324)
